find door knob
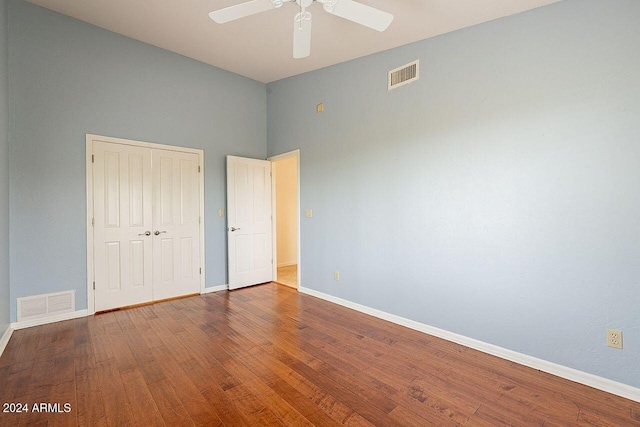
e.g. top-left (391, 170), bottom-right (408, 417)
top-left (154, 230), bottom-right (167, 236)
top-left (138, 231), bottom-right (151, 236)
top-left (230, 227), bottom-right (241, 232)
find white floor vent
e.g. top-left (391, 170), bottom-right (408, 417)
top-left (17, 290), bottom-right (75, 322)
top-left (388, 60), bottom-right (419, 90)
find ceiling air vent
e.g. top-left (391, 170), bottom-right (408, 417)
top-left (388, 60), bottom-right (419, 90)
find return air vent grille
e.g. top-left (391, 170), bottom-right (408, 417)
top-left (17, 290), bottom-right (75, 322)
top-left (388, 60), bottom-right (419, 90)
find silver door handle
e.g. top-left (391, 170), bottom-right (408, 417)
top-left (230, 227), bottom-right (241, 232)
top-left (154, 230), bottom-right (167, 236)
top-left (138, 231), bottom-right (151, 236)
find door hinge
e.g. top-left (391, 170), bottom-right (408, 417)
top-left (92, 282), bottom-right (95, 290)
top-left (199, 216), bottom-right (201, 224)
top-left (198, 166), bottom-right (201, 173)
top-left (199, 268), bottom-right (202, 275)
top-left (91, 154), bottom-right (94, 163)
top-left (92, 218), bottom-right (95, 226)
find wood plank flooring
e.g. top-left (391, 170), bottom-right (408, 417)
top-left (1, 283), bottom-right (639, 426)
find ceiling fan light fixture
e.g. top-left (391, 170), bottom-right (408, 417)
top-left (319, 0), bottom-right (338, 14)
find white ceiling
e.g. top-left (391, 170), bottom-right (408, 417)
top-left (26, 0), bottom-right (561, 83)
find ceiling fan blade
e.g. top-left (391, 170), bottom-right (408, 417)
top-left (326, 0), bottom-right (393, 32)
top-left (293, 12), bottom-right (312, 59)
top-left (209, 0), bottom-right (276, 24)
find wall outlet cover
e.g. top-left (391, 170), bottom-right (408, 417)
top-left (606, 328), bottom-right (623, 349)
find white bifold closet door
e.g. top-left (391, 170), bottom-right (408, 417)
top-left (152, 149), bottom-right (201, 301)
top-left (93, 141), bottom-right (200, 311)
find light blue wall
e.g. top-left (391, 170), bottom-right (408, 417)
top-left (267, 0), bottom-right (640, 388)
top-left (8, 0), bottom-right (266, 320)
top-left (0, 0), bottom-right (9, 335)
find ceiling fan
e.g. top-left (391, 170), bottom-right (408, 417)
top-left (209, 0), bottom-right (394, 59)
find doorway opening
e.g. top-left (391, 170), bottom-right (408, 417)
top-left (270, 150), bottom-right (300, 289)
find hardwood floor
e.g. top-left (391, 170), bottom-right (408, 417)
top-left (1, 283), bottom-right (639, 426)
top-left (276, 265), bottom-right (298, 288)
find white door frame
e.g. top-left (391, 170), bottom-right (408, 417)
top-left (268, 149), bottom-right (301, 289)
top-left (86, 134), bottom-right (205, 315)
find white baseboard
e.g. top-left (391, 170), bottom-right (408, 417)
top-left (298, 286), bottom-right (640, 403)
top-left (0, 325), bottom-right (13, 357)
top-left (277, 262), bottom-right (297, 268)
top-left (202, 285), bottom-right (229, 294)
top-left (11, 309), bottom-right (89, 330)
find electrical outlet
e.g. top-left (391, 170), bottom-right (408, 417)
top-left (606, 328), bottom-right (623, 349)
top-left (334, 271), bottom-right (340, 281)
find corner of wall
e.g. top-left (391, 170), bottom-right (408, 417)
top-left (0, 0), bottom-right (11, 342)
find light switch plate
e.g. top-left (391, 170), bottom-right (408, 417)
top-left (306, 209), bottom-right (313, 218)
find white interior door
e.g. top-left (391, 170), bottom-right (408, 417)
top-left (227, 156), bottom-right (273, 290)
top-left (92, 140), bottom-right (201, 311)
top-left (152, 150), bottom-right (201, 300)
top-left (93, 142), bottom-right (153, 311)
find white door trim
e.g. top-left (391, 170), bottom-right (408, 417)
top-left (86, 134), bottom-right (205, 314)
top-left (267, 149), bottom-right (301, 289)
